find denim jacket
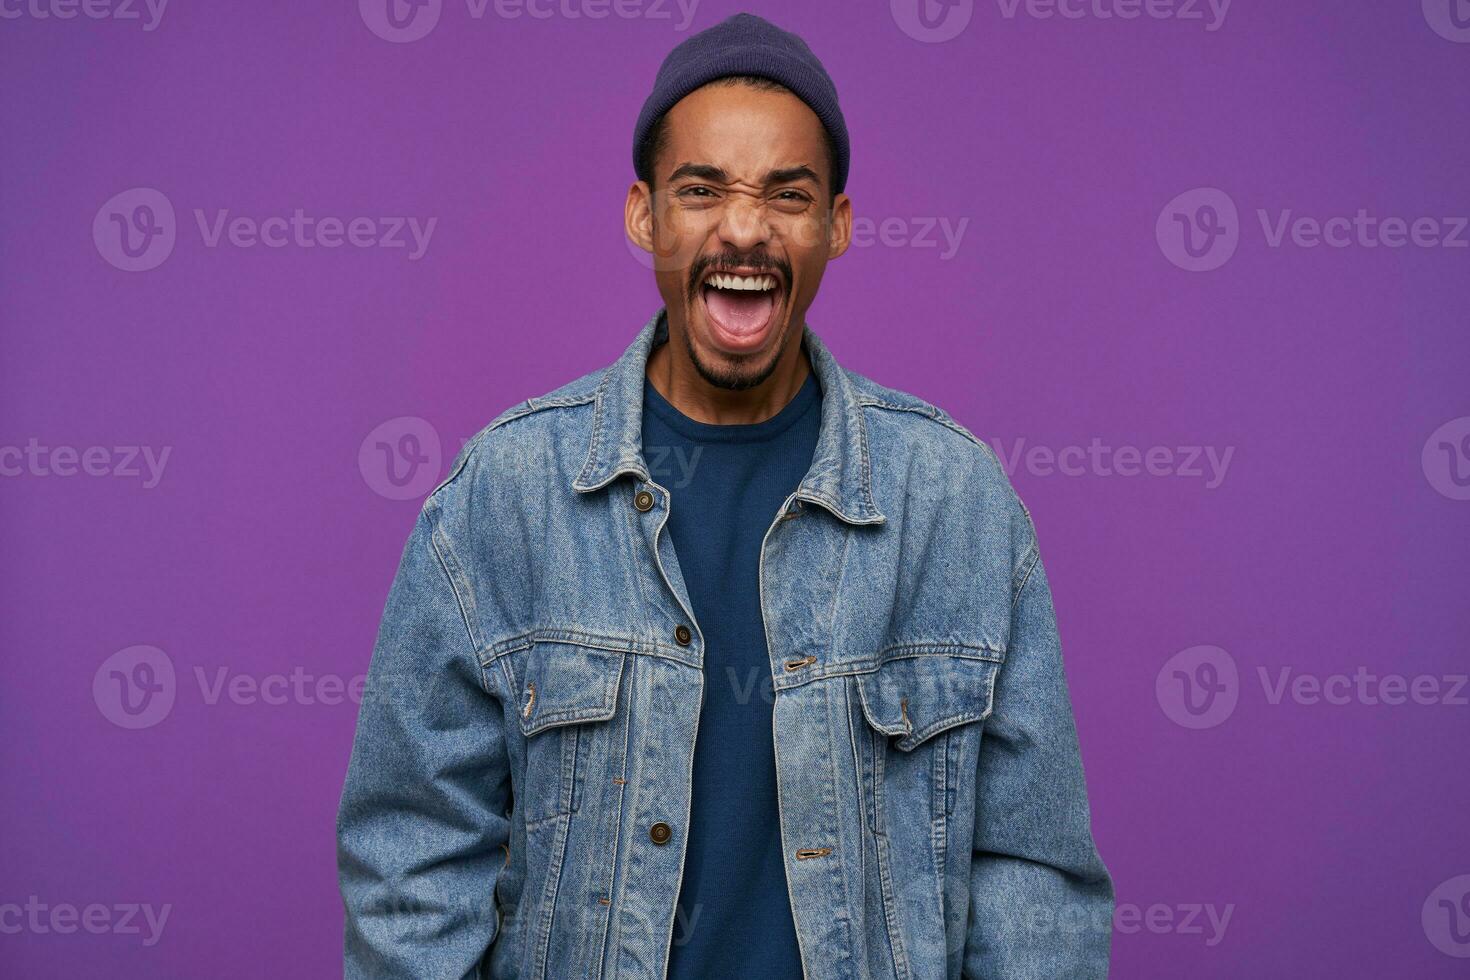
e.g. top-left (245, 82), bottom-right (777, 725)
top-left (337, 310), bottom-right (1114, 979)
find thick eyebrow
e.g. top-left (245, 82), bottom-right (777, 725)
top-left (666, 162), bottom-right (821, 188)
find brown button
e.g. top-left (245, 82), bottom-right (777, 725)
top-left (673, 624), bottom-right (692, 646)
top-left (633, 490), bottom-right (655, 512)
top-left (649, 821), bottom-right (672, 845)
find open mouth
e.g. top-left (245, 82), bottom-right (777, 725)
top-left (697, 269), bottom-right (782, 352)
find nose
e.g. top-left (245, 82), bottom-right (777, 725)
top-left (714, 193), bottom-right (771, 254)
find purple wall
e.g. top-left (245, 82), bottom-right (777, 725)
top-left (2, 1), bottom-right (1468, 976)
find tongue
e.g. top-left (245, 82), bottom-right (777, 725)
top-left (705, 287), bottom-right (774, 336)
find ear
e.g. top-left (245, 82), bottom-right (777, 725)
top-left (625, 181), bottom-right (655, 254)
top-left (826, 192), bottom-right (853, 260)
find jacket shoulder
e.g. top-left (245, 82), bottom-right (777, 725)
top-left (845, 369), bottom-right (1007, 483)
top-left (426, 365), bottom-right (606, 504)
top-left (845, 367), bottom-right (1040, 567)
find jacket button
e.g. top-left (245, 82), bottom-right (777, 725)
top-left (633, 489), bottom-right (655, 512)
top-left (649, 821), bottom-right (672, 845)
top-left (673, 624), bottom-right (692, 646)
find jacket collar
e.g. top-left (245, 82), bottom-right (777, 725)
top-left (572, 308), bottom-right (885, 525)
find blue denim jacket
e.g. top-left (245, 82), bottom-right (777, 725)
top-left (337, 310), bottom-right (1114, 979)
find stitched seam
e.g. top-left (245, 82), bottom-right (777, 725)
top-left (426, 502), bottom-right (484, 658)
top-left (857, 396), bottom-right (986, 449)
top-left (823, 526), bottom-right (856, 664)
top-left (574, 373), bottom-right (613, 486)
top-left (855, 398), bottom-right (879, 517)
top-left (481, 629), bottom-right (696, 666)
top-left (877, 642), bottom-right (1006, 661)
top-left (772, 651), bottom-right (1005, 696)
top-left (1012, 542), bottom-right (1041, 611)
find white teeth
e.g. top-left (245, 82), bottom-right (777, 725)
top-left (705, 273), bottom-right (777, 292)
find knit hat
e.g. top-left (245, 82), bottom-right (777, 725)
top-left (632, 12), bottom-right (850, 194)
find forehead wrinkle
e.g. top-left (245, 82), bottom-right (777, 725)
top-left (666, 161), bottom-right (821, 191)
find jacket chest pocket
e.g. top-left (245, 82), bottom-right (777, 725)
top-left (854, 652), bottom-right (1000, 832)
top-left (512, 641), bottom-right (627, 828)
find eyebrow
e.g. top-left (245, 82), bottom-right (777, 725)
top-left (666, 163), bottom-right (821, 187)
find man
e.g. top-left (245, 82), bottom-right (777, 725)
top-left (337, 12), bottom-right (1113, 979)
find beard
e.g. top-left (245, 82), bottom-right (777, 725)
top-left (679, 312), bottom-right (793, 391)
top-left (678, 243), bottom-right (796, 390)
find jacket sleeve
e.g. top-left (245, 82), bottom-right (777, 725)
top-left (336, 499), bottom-right (512, 979)
top-left (963, 514), bottom-right (1114, 979)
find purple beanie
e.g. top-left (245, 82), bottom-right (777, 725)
top-left (632, 12), bottom-right (850, 193)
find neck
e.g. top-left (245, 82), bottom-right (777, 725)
top-left (645, 319), bottom-right (811, 425)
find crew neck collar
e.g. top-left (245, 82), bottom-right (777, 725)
top-left (643, 368), bottom-right (820, 445)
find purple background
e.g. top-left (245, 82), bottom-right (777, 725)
top-left (3, 1), bottom-right (1468, 976)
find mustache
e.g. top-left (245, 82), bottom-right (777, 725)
top-left (686, 250), bottom-right (791, 299)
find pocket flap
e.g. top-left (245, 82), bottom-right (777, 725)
top-left (856, 653), bottom-right (1000, 751)
top-left (516, 641), bottom-right (626, 737)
